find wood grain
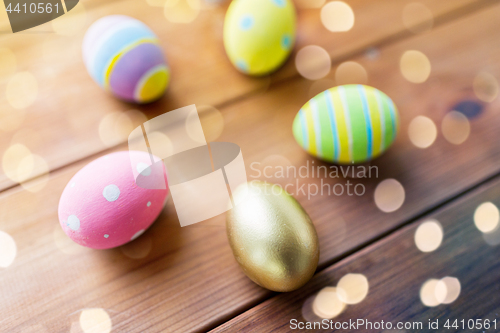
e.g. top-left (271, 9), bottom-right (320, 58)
top-left (1, 3), bottom-right (500, 332)
top-left (0, 0), bottom-right (493, 191)
top-left (212, 174), bottom-right (500, 332)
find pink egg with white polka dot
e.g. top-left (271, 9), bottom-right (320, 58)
top-left (58, 151), bottom-right (168, 249)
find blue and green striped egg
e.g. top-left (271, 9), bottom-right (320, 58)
top-left (83, 15), bottom-right (170, 104)
top-left (293, 85), bottom-right (399, 164)
top-left (223, 0), bottom-right (296, 76)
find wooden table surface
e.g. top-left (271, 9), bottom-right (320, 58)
top-left (1, 0), bottom-right (499, 332)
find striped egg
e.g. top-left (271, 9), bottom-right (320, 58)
top-left (83, 15), bottom-right (170, 104)
top-left (293, 85), bottom-right (399, 164)
top-left (224, 0), bottom-right (296, 76)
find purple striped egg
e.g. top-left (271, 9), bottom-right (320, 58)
top-left (83, 15), bottom-right (170, 104)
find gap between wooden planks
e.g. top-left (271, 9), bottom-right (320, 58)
top-left (1, 3), bottom-right (500, 332)
top-left (0, 0), bottom-right (496, 191)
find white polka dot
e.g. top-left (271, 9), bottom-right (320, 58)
top-left (272, 0), bottom-right (286, 7)
top-left (136, 162), bottom-right (152, 176)
top-left (236, 59), bottom-right (249, 72)
top-left (67, 215), bottom-right (80, 231)
top-left (131, 230), bottom-right (145, 241)
top-left (240, 15), bottom-right (254, 30)
top-left (70, 182), bottom-right (76, 188)
top-left (103, 184), bottom-right (120, 202)
top-left (104, 234), bottom-right (109, 238)
top-left (147, 201), bottom-right (151, 207)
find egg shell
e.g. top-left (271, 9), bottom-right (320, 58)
top-left (226, 181), bottom-right (319, 292)
top-left (293, 84), bottom-right (400, 164)
top-left (82, 15), bottom-right (170, 104)
top-left (223, 0), bottom-right (296, 76)
top-left (58, 151), bottom-right (168, 249)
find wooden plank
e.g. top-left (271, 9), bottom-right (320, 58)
top-left (2, 3), bottom-right (500, 332)
top-left (0, 0), bottom-right (493, 191)
top-left (211, 174), bottom-right (500, 332)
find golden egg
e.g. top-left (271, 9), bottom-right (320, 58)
top-left (226, 181), bottom-right (319, 292)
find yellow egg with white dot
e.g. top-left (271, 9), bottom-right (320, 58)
top-left (223, 0), bottom-right (296, 76)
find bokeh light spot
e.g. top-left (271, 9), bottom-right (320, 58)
top-left (321, 1), bottom-right (355, 32)
top-left (419, 279), bottom-right (440, 307)
top-left (79, 308), bottom-right (112, 333)
top-left (191, 105), bottom-right (224, 142)
top-left (441, 111), bottom-right (470, 145)
top-left (0, 231), bottom-right (16, 268)
top-left (312, 287), bottom-right (346, 319)
top-left (408, 116), bottom-right (437, 148)
top-left (415, 219), bottom-right (443, 252)
top-left (473, 71), bottom-right (498, 103)
top-left (19, 154), bottom-right (50, 192)
top-left (2, 143), bottom-right (32, 183)
top-left (6, 72), bottom-right (38, 109)
top-left (99, 110), bottom-right (146, 148)
top-left (436, 277), bottom-right (461, 304)
top-left (374, 179), bottom-right (405, 213)
top-left (400, 50), bottom-right (431, 83)
top-left (147, 131), bottom-right (174, 158)
top-left (295, 45), bottom-right (331, 80)
top-left (164, 0), bottom-right (201, 23)
top-left (335, 61), bottom-right (368, 85)
top-left (474, 202), bottom-right (499, 233)
top-left (336, 273), bottom-right (369, 305)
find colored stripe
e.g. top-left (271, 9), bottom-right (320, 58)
top-left (324, 90), bottom-right (340, 161)
top-left (304, 103), bottom-right (317, 155)
top-left (373, 88), bottom-right (386, 151)
top-left (299, 109), bottom-right (309, 151)
top-left (104, 38), bottom-right (159, 89)
top-left (82, 16), bottom-right (131, 66)
top-left (90, 24), bottom-right (157, 86)
top-left (292, 113), bottom-right (305, 149)
top-left (365, 88), bottom-right (382, 157)
top-left (357, 85), bottom-right (373, 159)
top-left (310, 99), bottom-right (323, 158)
top-left (377, 90), bottom-right (396, 141)
top-left (134, 64), bottom-right (170, 102)
top-left (108, 43), bottom-right (165, 101)
top-left (337, 86), bottom-right (353, 162)
top-left (313, 93), bottom-right (335, 162)
top-left (386, 96), bottom-right (397, 140)
top-left (332, 87), bottom-right (351, 163)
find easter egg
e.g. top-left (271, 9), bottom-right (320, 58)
top-left (226, 181), bottom-right (319, 292)
top-left (58, 151), bottom-right (169, 249)
top-left (293, 84), bottom-right (400, 164)
top-left (82, 15), bottom-right (170, 103)
top-left (223, 0), bottom-right (296, 75)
